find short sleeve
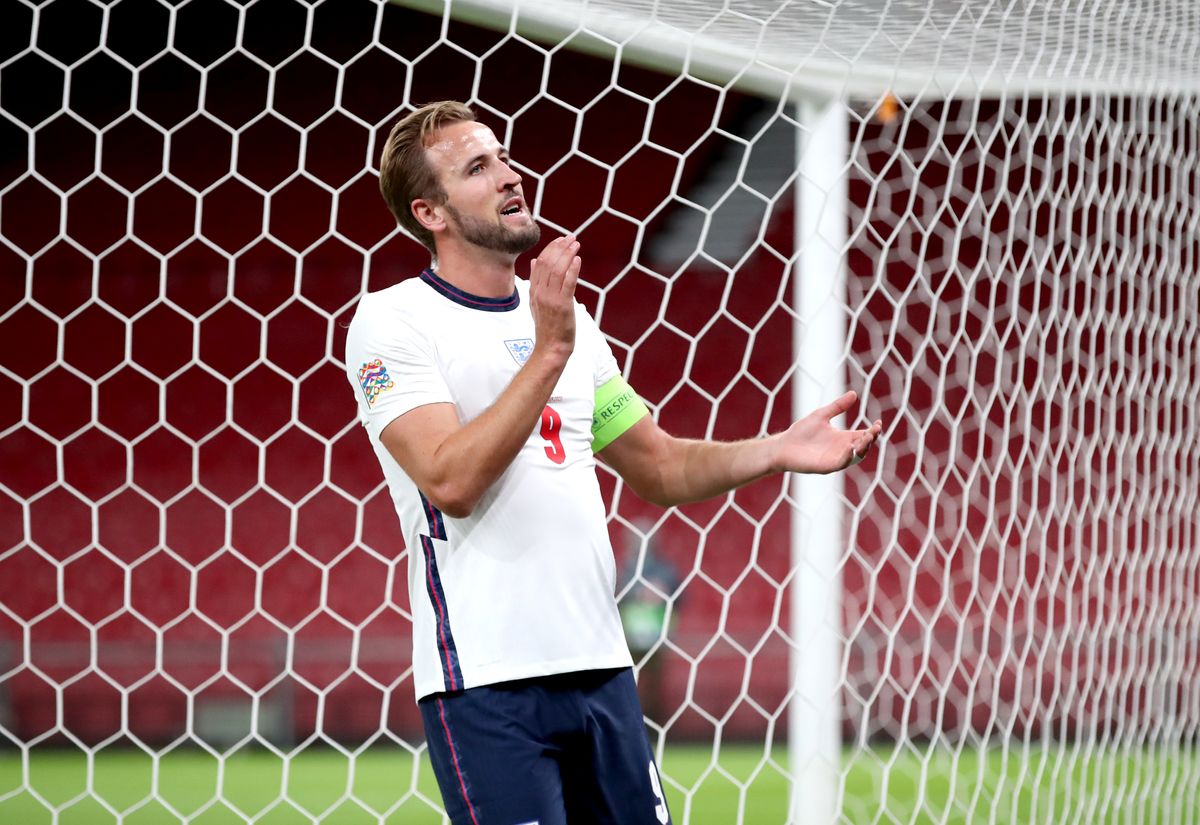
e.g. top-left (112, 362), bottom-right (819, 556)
top-left (576, 304), bottom-right (621, 390)
top-left (345, 295), bottom-right (453, 441)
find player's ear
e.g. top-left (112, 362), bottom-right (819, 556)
top-left (411, 199), bottom-right (446, 234)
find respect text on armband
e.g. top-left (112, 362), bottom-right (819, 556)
top-left (593, 389), bottom-right (635, 429)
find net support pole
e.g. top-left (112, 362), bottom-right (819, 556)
top-left (788, 94), bottom-right (848, 825)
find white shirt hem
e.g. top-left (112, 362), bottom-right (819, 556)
top-left (415, 651), bottom-right (635, 701)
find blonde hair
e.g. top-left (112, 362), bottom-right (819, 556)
top-left (379, 101), bottom-right (477, 254)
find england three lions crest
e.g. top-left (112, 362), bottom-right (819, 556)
top-left (505, 338), bottom-right (534, 366)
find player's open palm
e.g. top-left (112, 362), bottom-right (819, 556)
top-left (776, 391), bottom-right (883, 474)
top-left (529, 234), bottom-right (581, 357)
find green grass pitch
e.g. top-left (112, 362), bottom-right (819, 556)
top-left (0, 743), bottom-right (1194, 823)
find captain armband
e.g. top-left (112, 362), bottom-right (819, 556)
top-left (591, 375), bottom-right (649, 453)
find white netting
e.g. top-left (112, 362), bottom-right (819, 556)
top-left (1, 0), bottom-right (1198, 823)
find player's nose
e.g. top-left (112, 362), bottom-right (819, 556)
top-left (499, 163), bottom-right (522, 189)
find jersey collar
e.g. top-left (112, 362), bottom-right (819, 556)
top-left (420, 268), bottom-right (520, 312)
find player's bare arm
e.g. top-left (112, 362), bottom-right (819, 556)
top-left (599, 390), bottom-right (883, 507)
top-left (379, 235), bottom-right (582, 517)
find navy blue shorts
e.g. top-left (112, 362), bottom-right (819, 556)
top-left (418, 667), bottom-right (673, 825)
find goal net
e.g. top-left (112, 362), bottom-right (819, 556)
top-left (2, 0), bottom-right (1198, 822)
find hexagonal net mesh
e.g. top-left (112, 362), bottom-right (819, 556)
top-left (1, 0), bottom-right (1199, 823)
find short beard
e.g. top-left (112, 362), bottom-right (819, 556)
top-left (445, 204), bottom-right (540, 256)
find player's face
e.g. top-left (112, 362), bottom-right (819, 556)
top-left (425, 121), bottom-right (540, 256)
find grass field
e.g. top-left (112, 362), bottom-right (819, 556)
top-left (1, 742), bottom-right (1195, 824)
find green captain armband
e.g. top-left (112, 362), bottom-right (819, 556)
top-left (591, 375), bottom-right (649, 453)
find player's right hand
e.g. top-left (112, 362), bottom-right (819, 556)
top-left (528, 234), bottom-right (581, 361)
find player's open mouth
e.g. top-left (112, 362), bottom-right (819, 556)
top-left (500, 198), bottom-right (523, 217)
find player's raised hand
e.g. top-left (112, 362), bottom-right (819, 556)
top-left (528, 234), bottom-right (581, 359)
top-left (772, 391), bottom-right (883, 474)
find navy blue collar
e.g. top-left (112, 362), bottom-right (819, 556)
top-left (420, 269), bottom-right (520, 312)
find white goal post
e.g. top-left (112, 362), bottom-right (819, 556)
top-left (1, 0), bottom-right (1199, 824)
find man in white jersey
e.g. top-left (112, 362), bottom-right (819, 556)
top-left (345, 101), bottom-right (883, 825)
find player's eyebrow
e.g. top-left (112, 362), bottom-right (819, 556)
top-left (460, 147), bottom-right (510, 174)
top-left (462, 153), bottom-right (488, 173)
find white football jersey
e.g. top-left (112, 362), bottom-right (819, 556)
top-left (344, 269), bottom-right (633, 699)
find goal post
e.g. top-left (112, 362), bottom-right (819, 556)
top-left (2, 1), bottom-right (1199, 824)
top-left (790, 94), bottom-right (849, 825)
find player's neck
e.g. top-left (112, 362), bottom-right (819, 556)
top-left (432, 241), bottom-right (517, 298)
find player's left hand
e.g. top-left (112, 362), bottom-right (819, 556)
top-left (773, 391), bottom-right (883, 474)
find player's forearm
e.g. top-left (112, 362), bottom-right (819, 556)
top-left (424, 346), bottom-right (569, 516)
top-left (643, 434), bottom-right (781, 506)
top-left (606, 390), bottom-right (880, 507)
